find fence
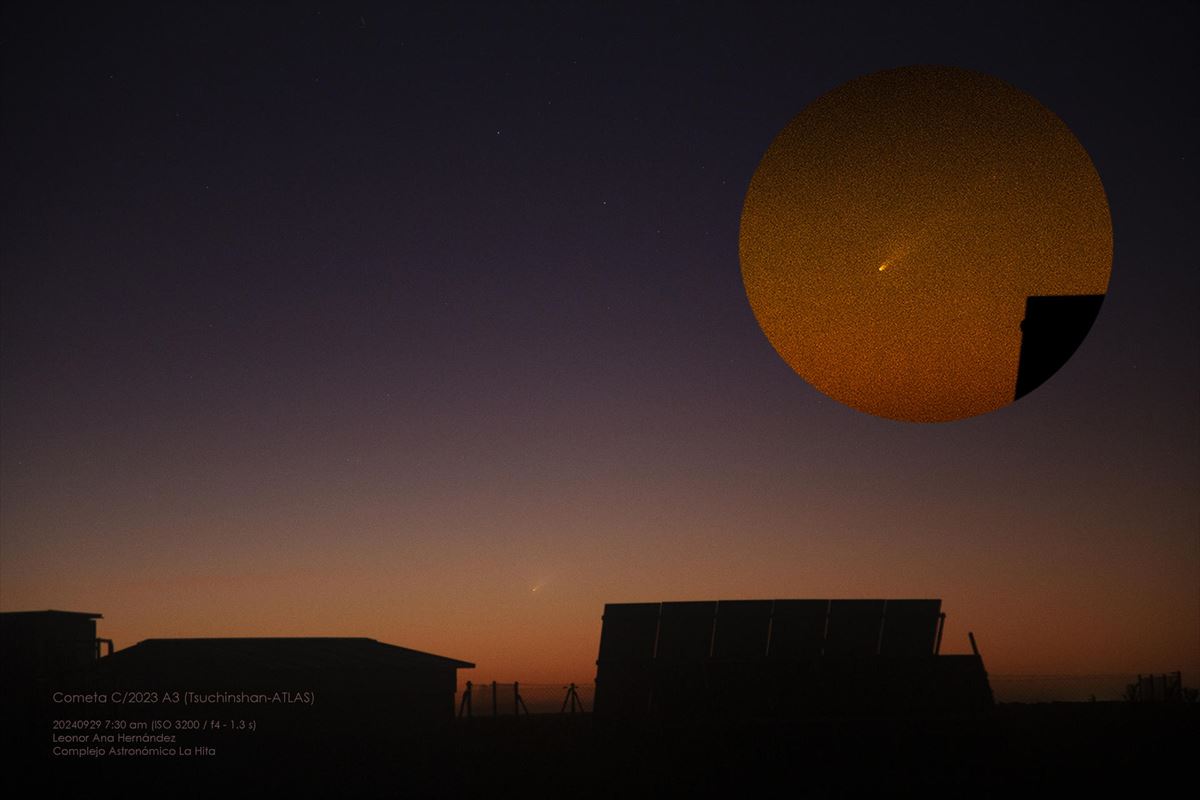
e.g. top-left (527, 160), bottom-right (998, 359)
top-left (980, 674), bottom-right (1195, 703)
top-left (456, 675), bottom-right (1191, 714)
top-left (458, 682), bottom-right (594, 717)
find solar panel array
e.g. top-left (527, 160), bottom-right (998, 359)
top-left (597, 599), bottom-right (942, 665)
top-left (596, 602), bottom-right (659, 661)
top-left (591, 599), bottom-right (990, 718)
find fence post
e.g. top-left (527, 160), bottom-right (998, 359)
top-left (458, 681), bottom-right (473, 718)
top-left (514, 681), bottom-right (528, 715)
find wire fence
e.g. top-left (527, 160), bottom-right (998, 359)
top-left (457, 682), bottom-right (594, 717)
top-left (988, 674), bottom-right (1130, 703)
top-left (457, 674), bottom-right (1192, 714)
top-left (989, 672), bottom-right (1194, 703)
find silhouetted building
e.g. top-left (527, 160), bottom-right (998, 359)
top-left (1014, 294), bottom-right (1105, 400)
top-left (1, 608), bottom-right (115, 761)
top-left (593, 599), bottom-right (992, 719)
top-left (92, 637), bottom-right (475, 732)
top-left (0, 610), bottom-right (111, 703)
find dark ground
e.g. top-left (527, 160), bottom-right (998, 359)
top-left (8, 703), bottom-right (1196, 798)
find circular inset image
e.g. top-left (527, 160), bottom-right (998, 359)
top-left (740, 65), bottom-right (1112, 422)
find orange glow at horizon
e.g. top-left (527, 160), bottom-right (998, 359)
top-left (4, 507), bottom-right (1196, 691)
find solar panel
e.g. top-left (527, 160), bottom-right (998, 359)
top-left (767, 600), bottom-right (828, 658)
top-left (652, 661), bottom-right (709, 717)
top-left (597, 603), bottom-right (660, 662)
top-left (878, 599), bottom-right (942, 656)
top-left (824, 599), bottom-right (885, 656)
top-left (711, 600), bottom-right (773, 659)
top-left (655, 601), bottom-right (717, 661)
top-left (593, 598), bottom-right (961, 720)
top-left (594, 661), bottom-right (654, 717)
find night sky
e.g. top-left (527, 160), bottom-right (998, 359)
top-left (3, 2), bottom-right (1197, 688)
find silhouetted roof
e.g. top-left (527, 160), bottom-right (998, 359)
top-left (103, 637), bottom-right (474, 669)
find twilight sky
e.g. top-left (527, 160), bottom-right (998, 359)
top-left (2, 1), bottom-right (1197, 689)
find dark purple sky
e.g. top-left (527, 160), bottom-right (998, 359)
top-left (3, 1), bottom-right (1197, 685)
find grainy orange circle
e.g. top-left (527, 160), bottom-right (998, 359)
top-left (740, 65), bottom-right (1112, 422)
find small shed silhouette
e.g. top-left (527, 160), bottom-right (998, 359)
top-left (1, 609), bottom-right (116, 763)
top-left (0, 610), bottom-right (111, 706)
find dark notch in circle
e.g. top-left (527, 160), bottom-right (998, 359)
top-left (1015, 294), bottom-right (1106, 400)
